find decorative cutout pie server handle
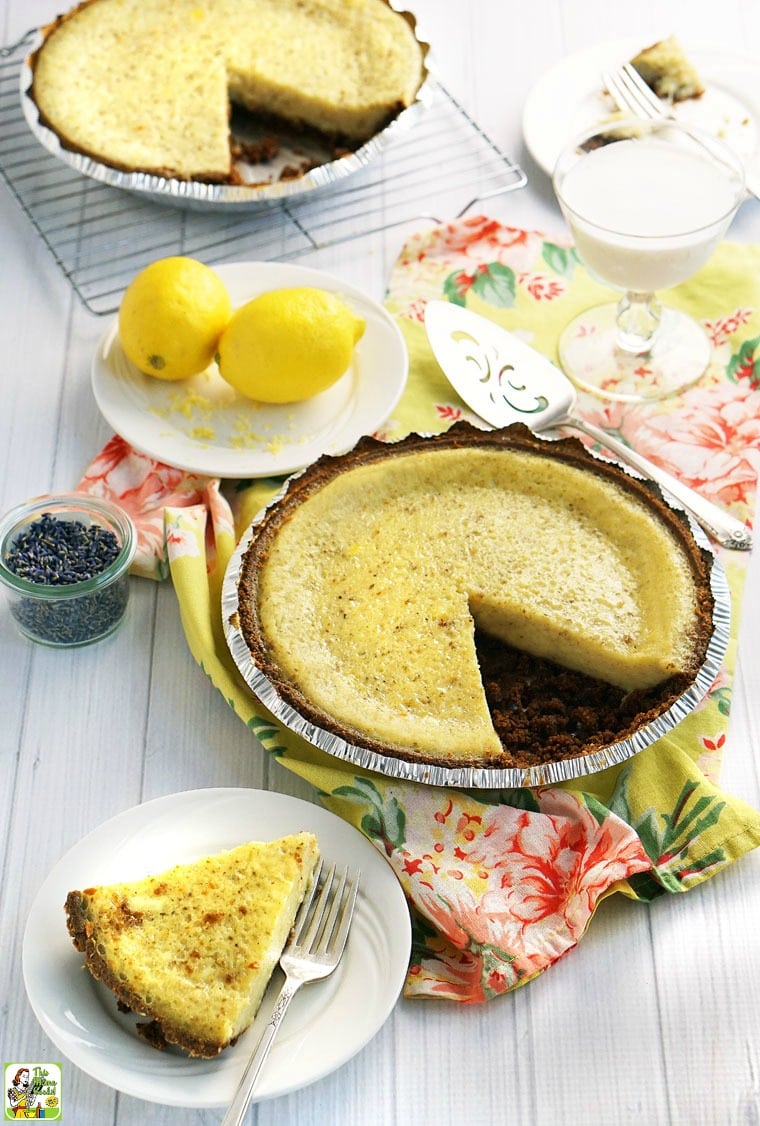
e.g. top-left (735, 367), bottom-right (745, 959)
top-left (424, 301), bottom-right (752, 551)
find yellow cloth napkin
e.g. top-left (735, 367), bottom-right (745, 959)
top-left (78, 218), bottom-right (760, 1002)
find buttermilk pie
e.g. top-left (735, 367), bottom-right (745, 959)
top-left (233, 424), bottom-right (715, 771)
top-left (630, 37), bottom-right (705, 103)
top-left (64, 833), bottom-right (320, 1058)
top-left (28, 0), bottom-right (427, 182)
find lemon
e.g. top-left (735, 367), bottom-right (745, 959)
top-left (216, 286), bottom-right (366, 403)
top-left (118, 257), bottom-right (232, 381)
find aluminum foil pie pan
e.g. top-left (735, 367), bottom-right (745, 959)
top-left (221, 439), bottom-right (731, 790)
top-left (20, 23), bottom-right (431, 212)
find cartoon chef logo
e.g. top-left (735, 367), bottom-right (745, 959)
top-left (4, 1064), bottom-right (61, 1121)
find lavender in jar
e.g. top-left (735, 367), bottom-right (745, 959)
top-left (0, 496), bottom-right (136, 647)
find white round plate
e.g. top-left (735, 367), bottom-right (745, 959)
top-left (91, 262), bottom-right (408, 478)
top-left (522, 39), bottom-right (760, 177)
top-left (23, 787), bottom-right (411, 1108)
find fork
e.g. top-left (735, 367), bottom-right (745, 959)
top-left (221, 862), bottom-right (361, 1126)
top-left (602, 62), bottom-right (679, 123)
top-left (602, 62), bottom-right (759, 200)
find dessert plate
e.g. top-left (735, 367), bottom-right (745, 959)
top-left (91, 261), bottom-right (408, 479)
top-left (522, 39), bottom-right (760, 179)
top-left (23, 787), bottom-right (411, 1108)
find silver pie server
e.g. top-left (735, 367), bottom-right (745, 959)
top-left (424, 301), bottom-right (752, 551)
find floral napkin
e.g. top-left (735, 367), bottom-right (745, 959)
top-left (77, 217), bottom-right (760, 1002)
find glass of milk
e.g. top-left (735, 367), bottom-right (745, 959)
top-left (553, 117), bottom-right (745, 401)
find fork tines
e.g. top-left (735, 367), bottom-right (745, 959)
top-left (602, 63), bottom-right (670, 121)
top-left (292, 863), bottom-right (360, 958)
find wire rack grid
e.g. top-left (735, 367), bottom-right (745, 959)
top-left (1, 30), bottom-right (526, 316)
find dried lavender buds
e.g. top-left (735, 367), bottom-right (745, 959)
top-left (4, 512), bottom-right (121, 585)
top-left (0, 497), bottom-right (136, 647)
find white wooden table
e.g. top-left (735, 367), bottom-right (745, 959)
top-left (2, 2), bottom-right (760, 1123)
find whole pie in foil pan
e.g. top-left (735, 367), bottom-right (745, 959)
top-left (222, 424), bottom-right (730, 789)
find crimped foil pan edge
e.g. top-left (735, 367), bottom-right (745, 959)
top-left (221, 453), bottom-right (731, 790)
top-left (20, 24), bottom-right (433, 212)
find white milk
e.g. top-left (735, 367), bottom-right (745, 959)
top-left (557, 138), bottom-right (741, 292)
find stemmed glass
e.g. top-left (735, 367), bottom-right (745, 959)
top-left (552, 117), bottom-right (745, 402)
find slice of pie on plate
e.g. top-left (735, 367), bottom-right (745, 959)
top-left (64, 832), bottom-right (320, 1058)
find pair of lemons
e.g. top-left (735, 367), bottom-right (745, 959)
top-left (118, 256), bottom-right (366, 403)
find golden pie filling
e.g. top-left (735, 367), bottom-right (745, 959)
top-left (65, 834), bottom-right (320, 1058)
top-left (236, 426), bottom-right (714, 767)
top-left (29, 0), bottom-right (427, 182)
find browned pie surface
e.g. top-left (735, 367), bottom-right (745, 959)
top-left (235, 424), bottom-right (714, 769)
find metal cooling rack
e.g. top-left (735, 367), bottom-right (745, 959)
top-left (1, 30), bottom-right (526, 316)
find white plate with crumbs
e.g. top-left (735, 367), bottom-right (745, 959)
top-left (91, 261), bottom-right (408, 478)
top-left (522, 39), bottom-right (760, 179)
top-left (23, 787), bottom-right (411, 1108)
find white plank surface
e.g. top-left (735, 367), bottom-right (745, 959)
top-left (2, 2), bottom-right (760, 1124)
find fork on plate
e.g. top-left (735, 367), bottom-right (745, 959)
top-left (601, 62), bottom-right (759, 200)
top-left (602, 62), bottom-right (678, 122)
top-left (221, 861), bottom-right (361, 1126)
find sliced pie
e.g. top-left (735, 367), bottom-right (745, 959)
top-left (65, 833), bottom-right (320, 1057)
top-left (234, 424), bottom-right (715, 769)
top-left (630, 37), bottom-right (705, 103)
top-left (29, 0), bottom-right (427, 182)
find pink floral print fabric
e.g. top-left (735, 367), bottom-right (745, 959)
top-left (72, 218), bottom-right (760, 1002)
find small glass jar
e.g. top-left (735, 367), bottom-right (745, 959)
top-left (0, 493), bottom-right (136, 647)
